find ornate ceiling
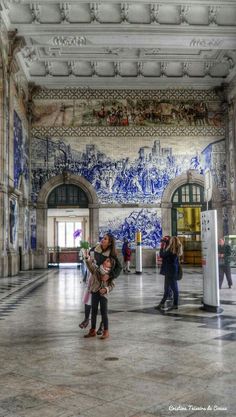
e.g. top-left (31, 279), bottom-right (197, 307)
top-left (1, 0), bottom-right (236, 89)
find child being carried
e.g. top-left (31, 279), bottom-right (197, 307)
top-left (84, 252), bottom-right (115, 339)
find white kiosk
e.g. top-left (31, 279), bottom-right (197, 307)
top-left (201, 169), bottom-right (222, 313)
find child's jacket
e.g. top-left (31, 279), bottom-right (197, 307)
top-left (85, 258), bottom-right (114, 298)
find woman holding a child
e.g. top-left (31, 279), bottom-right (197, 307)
top-left (83, 233), bottom-right (122, 339)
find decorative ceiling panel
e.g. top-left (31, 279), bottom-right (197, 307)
top-left (65, 4), bottom-right (92, 23)
top-left (29, 62), bottom-right (47, 76)
top-left (71, 61), bottom-right (94, 76)
top-left (35, 4), bottom-right (62, 24)
top-left (216, 7), bottom-right (236, 26)
top-left (165, 62), bottom-right (183, 77)
top-left (1, 0), bottom-right (236, 88)
top-left (157, 5), bottom-right (181, 24)
top-left (119, 62), bottom-right (138, 77)
top-left (142, 62), bottom-right (162, 77)
top-left (186, 6), bottom-right (209, 25)
top-left (8, 4), bottom-right (33, 23)
top-left (210, 62), bottom-right (230, 77)
top-left (126, 4), bottom-right (151, 24)
top-left (94, 61), bottom-right (115, 77)
top-left (95, 4), bottom-right (122, 23)
top-left (187, 62), bottom-right (206, 77)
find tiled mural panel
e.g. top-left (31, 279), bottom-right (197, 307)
top-left (32, 98), bottom-right (223, 129)
top-left (30, 88), bottom-right (227, 248)
top-left (201, 139), bottom-right (227, 200)
top-left (9, 198), bottom-right (18, 248)
top-left (30, 209), bottom-right (36, 250)
top-left (99, 208), bottom-right (162, 248)
top-left (13, 111), bottom-right (29, 193)
top-left (31, 135), bottom-right (226, 204)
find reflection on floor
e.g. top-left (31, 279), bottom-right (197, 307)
top-left (0, 267), bottom-right (235, 417)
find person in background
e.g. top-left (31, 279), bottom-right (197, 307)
top-left (218, 238), bottom-right (233, 289)
top-left (124, 241), bottom-right (132, 273)
top-left (155, 235), bottom-right (173, 304)
top-left (79, 248), bottom-right (87, 283)
top-left (122, 238), bottom-right (128, 271)
top-left (155, 236), bottom-right (183, 311)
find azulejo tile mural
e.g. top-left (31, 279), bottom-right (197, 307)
top-left (30, 88), bottom-right (227, 248)
top-left (32, 98), bottom-right (223, 129)
top-left (31, 136), bottom-right (226, 205)
top-left (13, 111), bottom-right (29, 192)
top-left (99, 208), bottom-right (162, 248)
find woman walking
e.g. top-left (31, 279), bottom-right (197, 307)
top-left (155, 236), bottom-right (183, 311)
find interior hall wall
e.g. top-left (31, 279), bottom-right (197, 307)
top-left (3, 31), bottom-right (31, 275)
top-left (0, 22), bottom-right (9, 276)
top-left (31, 88), bottom-right (226, 250)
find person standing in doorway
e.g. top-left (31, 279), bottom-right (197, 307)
top-left (218, 238), bottom-right (233, 289)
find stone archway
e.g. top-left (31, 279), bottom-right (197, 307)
top-left (35, 173), bottom-right (99, 269)
top-left (161, 169), bottom-right (223, 237)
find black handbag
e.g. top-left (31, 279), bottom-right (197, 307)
top-left (177, 262), bottom-right (183, 280)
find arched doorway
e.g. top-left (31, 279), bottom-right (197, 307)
top-left (47, 184), bottom-right (89, 266)
top-left (172, 183), bottom-right (205, 265)
top-left (34, 173), bottom-right (99, 269)
top-left (161, 170), bottom-right (223, 265)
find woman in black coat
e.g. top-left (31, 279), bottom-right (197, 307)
top-left (155, 236), bottom-right (183, 311)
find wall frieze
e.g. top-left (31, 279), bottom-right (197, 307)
top-left (32, 125), bottom-right (225, 137)
top-left (32, 87), bottom-right (219, 101)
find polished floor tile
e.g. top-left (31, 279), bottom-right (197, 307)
top-left (0, 266), bottom-right (235, 417)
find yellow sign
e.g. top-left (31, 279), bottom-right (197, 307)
top-left (136, 231), bottom-right (142, 244)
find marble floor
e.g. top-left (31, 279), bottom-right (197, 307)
top-left (0, 266), bottom-right (235, 417)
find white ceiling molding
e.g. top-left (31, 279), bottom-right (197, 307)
top-left (1, 0), bottom-right (236, 89)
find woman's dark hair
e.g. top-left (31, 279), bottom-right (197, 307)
top-left (107, 256), bottom-right (116, 271)
top-left (105, 233), bottom-right (117, 257)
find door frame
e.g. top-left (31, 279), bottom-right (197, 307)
top-left (161, 169), bottom-right (222, 238)
top-left (34, 172), bottom-right (99, 268)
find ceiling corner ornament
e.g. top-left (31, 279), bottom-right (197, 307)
top-left (30, 4), bottom-right (41, 24)
top-left (150, 4), bottom-right (159, 23)
top-left (209, 6), bottom-right (219, 25)
top-left (180, 6), bottom-right (190, 24)
top-left (121, 4), bottom-right (129, 22)
top-left (190, 38), bottom-right (223, 48)
top-left (204, 61), bottom-right (214, 76)
top-left (183, 62), bottom-right (190, 76)
top-left (51, 36), bottom-right (86, 47)
top-left (59, 3), bottom-right (70, 23)
top-left (22, 46), bottom-right (37, 67)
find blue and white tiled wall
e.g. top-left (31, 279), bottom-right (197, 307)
top-left (13, 111), bottom-right (29, 193)
top-left (30, 135), bottom-right (226, 248)
top-left (13, 111), bottom-right (30, 249)
top-left (99, 208), bottom-right (162, 248)
top-left (29, 90), bottom-right (227, 249)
